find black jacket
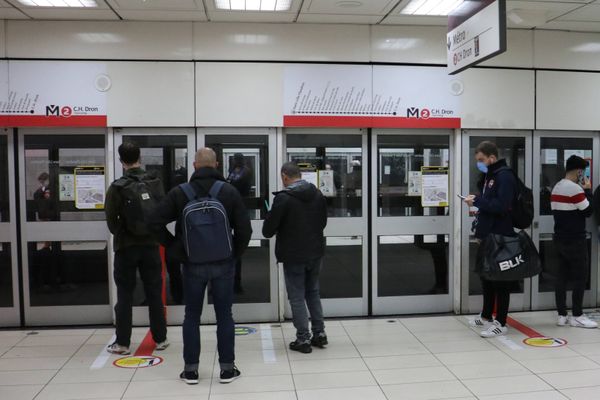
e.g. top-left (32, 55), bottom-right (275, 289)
top-left (149, 167), bottom-right (252, 263)
top-left (262, 180), bottom-right (327, 263)
top-left (473, 159), bottom-right (517, 240)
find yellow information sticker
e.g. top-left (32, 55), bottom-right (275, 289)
top-left (113, 356), bottom-right (163, 368)
top-left (523, 337), bottom-right (567, 348)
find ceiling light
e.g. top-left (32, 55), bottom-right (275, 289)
top-left (17, 0), bottom-right (98, 7)
top-left (400, 0), bottom-right (464, 16)
top-left (215, 0), bottom-right (292, 11)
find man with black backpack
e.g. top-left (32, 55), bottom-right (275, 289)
top-left (149, 147), bottom-right (251, 385)
top-left (105, 141), bottom-right (169, 355)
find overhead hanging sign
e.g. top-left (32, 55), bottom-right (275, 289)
top-left (447, 0), bottom-right (507, 75)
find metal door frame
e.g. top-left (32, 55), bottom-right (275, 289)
top-left (372, 129), bottom-right (455, 315)
top-left (282, 128), bottom-right (369, 317)
top-left (19, 128), bottom-right (111, 325)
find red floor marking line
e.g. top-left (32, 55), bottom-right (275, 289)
top-left (506, 316), bottom-right (544, 338)
top-left (134, 330), bottom-right (156, 356)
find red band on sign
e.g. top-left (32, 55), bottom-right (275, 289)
top-left (283, 115), bottom-right (461, 129)
top-left (506, 316), bottom-right (545, 338)
top-left (0, 115), bottom-right (107, 127)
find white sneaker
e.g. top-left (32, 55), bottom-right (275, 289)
top-left (469, 314), bottom-right (492, 328)
top-left (107, 342), bottom-right (130, 355)
top-left (557, 315), bottom-right (570, 326)
top-left (480, 320), bottom-right (508, 338)
top-left (155, 340), bottom-right (170, 351)
top-left (570, 315), bottom-right (598, 329)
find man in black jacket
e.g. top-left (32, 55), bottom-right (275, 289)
top-left (263, 162), bottom-right (328, 354)
top-left (149, 148), bottom-right (252, 385)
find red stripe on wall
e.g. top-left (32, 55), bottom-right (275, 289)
top-left (551, 193), bottom-right (587, 204)
top-left (0, 115), bottom-right (107, 127)
top-left (283, 115), bottom-right (461, 129)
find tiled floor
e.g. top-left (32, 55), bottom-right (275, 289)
top-left (2, 311), bottom-right (600, 399)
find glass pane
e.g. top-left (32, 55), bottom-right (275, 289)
top-left (540, 138), bottom-right (592, 215)
top-left (28, 241), bottom-right (109, 306)
top-left (0, 135), bottom-right (8, 222)
top-left (378, 135), bottom-right (449, 217)
top-left (468, 235), bottom-right (523, 295)
top-left (122, 135), bottom-right (189, 192)
top-left (538, 233), bottom-right (591, 293)
top-left (25, 135), bottom-right (106, 222)
top-left (206, 135), bottom-right (268, 220)
top-left (321, 237), bottom-right (362, 299)
top-left (378, 235), bottom-right (449, 296)
top-left (0, 243), bottom-right (12, 307)
top-left (286, 134), bottom-right (362, 218)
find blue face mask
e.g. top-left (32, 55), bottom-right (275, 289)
top-left (477, 161), bottom-right (488, 174)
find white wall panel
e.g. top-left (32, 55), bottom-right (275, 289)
top-left (370, 25), bottom-right (446, 64)
top-left (6, 21), bottom-right (193, 60)
top-left (537, 71), bottom-right (600, 130)
top-left (0, 21), bottom-right (5, 59)
top-left (193, 23), bottom-right (370, 62)
top-left (196, 63), bottom-right (283, 127)
top-left (535, 30), bottom-right (600, 71)
top-left (457, 68), bottom-right (534, 129)
top-left (107, 62), bottom-right (195, 127)
top-left (481, 29), bottom-right (533, 68)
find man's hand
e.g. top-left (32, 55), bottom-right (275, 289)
top-left (582, 177), bottom-right (592, 190)
top-left (464, 194), bottom-right (476, 207)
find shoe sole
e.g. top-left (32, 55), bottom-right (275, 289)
top-left (181, 378), bottom-right (198, 385)
top-left (290, 347), bottom-right (312, 354)
top-left (571, 323), bottom-right (598, 329)
top-left (220, 375), bottom-right (240, 384)
top-left (155, 345), bottom-right (170, 351)
top-left (107, 350), bottom-right (130, 355)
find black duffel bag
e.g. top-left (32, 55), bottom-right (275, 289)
top-left (476, 230), bottom-right (541, 281)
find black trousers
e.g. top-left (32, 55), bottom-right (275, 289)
top-left (165, 247), bottom-right (183, 305)
top-left (554, 238), bottom-right (588, 317)
top-left (480, 278), bottom-right (512, 327)
top-left (113, 245), bottom-right (167, 347)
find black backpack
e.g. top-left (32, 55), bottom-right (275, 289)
top-left (113, 173), bottom-right (164, 236)
top-left (497, 166), bottom-right (534, 229)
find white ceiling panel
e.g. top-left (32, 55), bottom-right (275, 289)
top-left (381, 15), bottom-right (446, 26)
top-left (556, 3), bottom-right (600, 22)
top-left (540, 20), bottom-right (600, 31)
top-left (109, 0), bottom-right (204, 11)
top-left (505, 0), bottom-right (585, 28)
top-left (116, 10), bottom-right (207, 20)
top-left (297, 13), bottom-right (382, 24)
top-left (20, 9), bottom-right (119, 20)
top-left (301, 0), bottom-right (399, 15)
top-left (0, 8), bottom-right (29, 19)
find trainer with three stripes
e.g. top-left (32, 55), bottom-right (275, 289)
top-left (551, 155), bottom-right (597, 329)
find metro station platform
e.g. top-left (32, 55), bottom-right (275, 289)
top-left (2, 311), bottom-right (600, 400)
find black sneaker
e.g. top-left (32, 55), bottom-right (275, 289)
top-left (179, 370), bottom-right (199, 385)
top-left (220, 366), bottom-right (241, 384)
top-left (289, 340), bottom-right (312, 354)
top-left (311, 334), bottom-right (328, 349)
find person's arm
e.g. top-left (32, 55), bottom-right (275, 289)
top-left (319, 193), bottom-right (328, 230)
top-left (262, 194), bottom-right (287, 238)
top-left (578, 185), bottom-right (593, 218)
top-left (229, 190), bottom-right (252, 258)
top-left (147, 187), bottom-right (181, 246)
top-left (473, 172), bottom-right (515, 215)
top-left (105, 185), bottom-right (122, 235)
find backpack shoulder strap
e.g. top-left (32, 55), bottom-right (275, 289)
top-left (209, 180), bottom-right (225, 199)
top-left (179, 183), bottom-right (197, 202)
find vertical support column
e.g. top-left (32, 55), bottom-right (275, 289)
top-left (452, 128), bottom-right (463, 315)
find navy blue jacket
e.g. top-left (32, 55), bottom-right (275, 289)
top-left (473, 159), bottom-right (517, 240)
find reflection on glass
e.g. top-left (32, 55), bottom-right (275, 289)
top-left (207, 135), bottom-right (268, 220)
top-left (540, 138), bottom-right (592, 215)
top-left (378, 136), bottom-right (449, 217)
top-left (0, 135), bottom-right (8, 222)
top-left (286, 134), bottom-right (362, 218)
top-left (378, 235), bottom-right (449, 296)
top-left (468, 235), bottom-right (523, 295)
top-left (28, 241), bottom-right (109, 306)
top-left (25, 135), bottom-right (106, 222)
top-left (538, 233), bottom-right (591, 293)
top-left (0, 243), bottom-right (12, 307)
top-left (321, 237), bottom-right (362, 299)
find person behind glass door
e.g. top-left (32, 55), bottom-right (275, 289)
top-left (551, 155), bottom-right (596, 328)
top-left (463, 141), bottom-right (518, 338)
top-left (33, 172), bottom-right (56, 222)
top-left (227, 153), bottom-right (253, 294)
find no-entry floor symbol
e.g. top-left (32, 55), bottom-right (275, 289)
top-left (114, 356), bottom-right (163, 368)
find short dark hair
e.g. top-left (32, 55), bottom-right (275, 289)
top-left (565, 155), bottom-right (588, 172)
top-left (118, 141), bottom-right (140, 165)
top-left (475, 141), bottom-right (499, 158)
top-left (281, 162), bottom-right (301, 178)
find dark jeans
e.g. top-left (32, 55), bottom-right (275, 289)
top-left (182, 260), bottom-right (235, 372)
top-left (555, 239), bottom-right (588, 317)
top-left (283, 258), bottom-right (325, 342)
top-left (113, 245), bottom-right (167, 347)
top-left (480, 278), bottom-right (512, 327)
top-left (234, 258), bottom-right (242, 290)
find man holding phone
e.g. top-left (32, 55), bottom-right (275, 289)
top-left (550, 155), bottom-right (596, 328)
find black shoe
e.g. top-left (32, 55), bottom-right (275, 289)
top-left (311, 334), bottom-right (328, 348)
top-left (289, 340), bottom-right (312, 354)
top-left (179, 370), bottom-right (199, 385)
top-left (220, 366), bottom-right (241, 384)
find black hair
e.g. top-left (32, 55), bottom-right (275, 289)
top-left (281, 162), bottom-right (301, 178)
top-left (475, 141), bottom-right (499, 158)
top-left (118, 141), bottom-right (140, 165)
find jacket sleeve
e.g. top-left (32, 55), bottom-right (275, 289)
top-left (262, 194), bottom-right (286, 238)
top-left (147, 187), bottom-right (180, 246)
top-left (580, 189), bottom-right (594, 217)
top-left (229, 189), bottom-right (252, 258)
top-left (105, 185), bottom-right (122, 235)
top-left (593, 186), bottom-right (600, 225)
top-left (319, 193), bottom-right (328, 230)
top-left (473, 172), bottom-right (515, 216)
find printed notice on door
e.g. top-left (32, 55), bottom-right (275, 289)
top-left (421, 167), bottom-right (449, 207)
top-left (74, 166), bottom-right (105, 210)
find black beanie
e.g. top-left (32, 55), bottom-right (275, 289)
top-left (565, 155), bottom-right (588, 172)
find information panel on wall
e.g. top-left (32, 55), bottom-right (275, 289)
top-left (421, 167), bottom-right (449, 207)
top-left (447, 0), bottom-right (507, 75)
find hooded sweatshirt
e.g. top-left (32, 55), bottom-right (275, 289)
top-left (262, 180), bottom-right (328, 264)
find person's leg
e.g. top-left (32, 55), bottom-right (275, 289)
top-left (554, 240), bottom-right (570, 317)
top-left (570, 240), bottom-right (588, 317)
top-left (209, 261), bottom-right (236, 371)
top-left (283, 263), bottom-right (311, 343)
top-left (182, 264), bottom-right (209, 372)
top-left (138, 246), bottom-right (167, 344)
top-left (494, 281), bottom-right (512, 327)
top-left (480, 277), bottom-right (496, 321)
top-left (234, 258), bottom-right (243, 293)
top-left (113, 249), bottom-right (138, 347)
top-left (304, 258), bottom-right (325, 336)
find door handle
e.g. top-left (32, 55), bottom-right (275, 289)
top-left (533, 221), bottom-right (539, 229)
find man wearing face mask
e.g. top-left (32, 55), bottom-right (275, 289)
top-left (463, 141), bottom-right (518, 338)
top-left (551, 155), bottom-right (596, 328)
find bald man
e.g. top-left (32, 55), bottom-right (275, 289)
top-left (150, 147), bottom-right (252, 385)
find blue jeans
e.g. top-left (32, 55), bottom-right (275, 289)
top-left (182, 260), bottom-right (235, 372)
top-left (283, 258), bottom-right (325, 342)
